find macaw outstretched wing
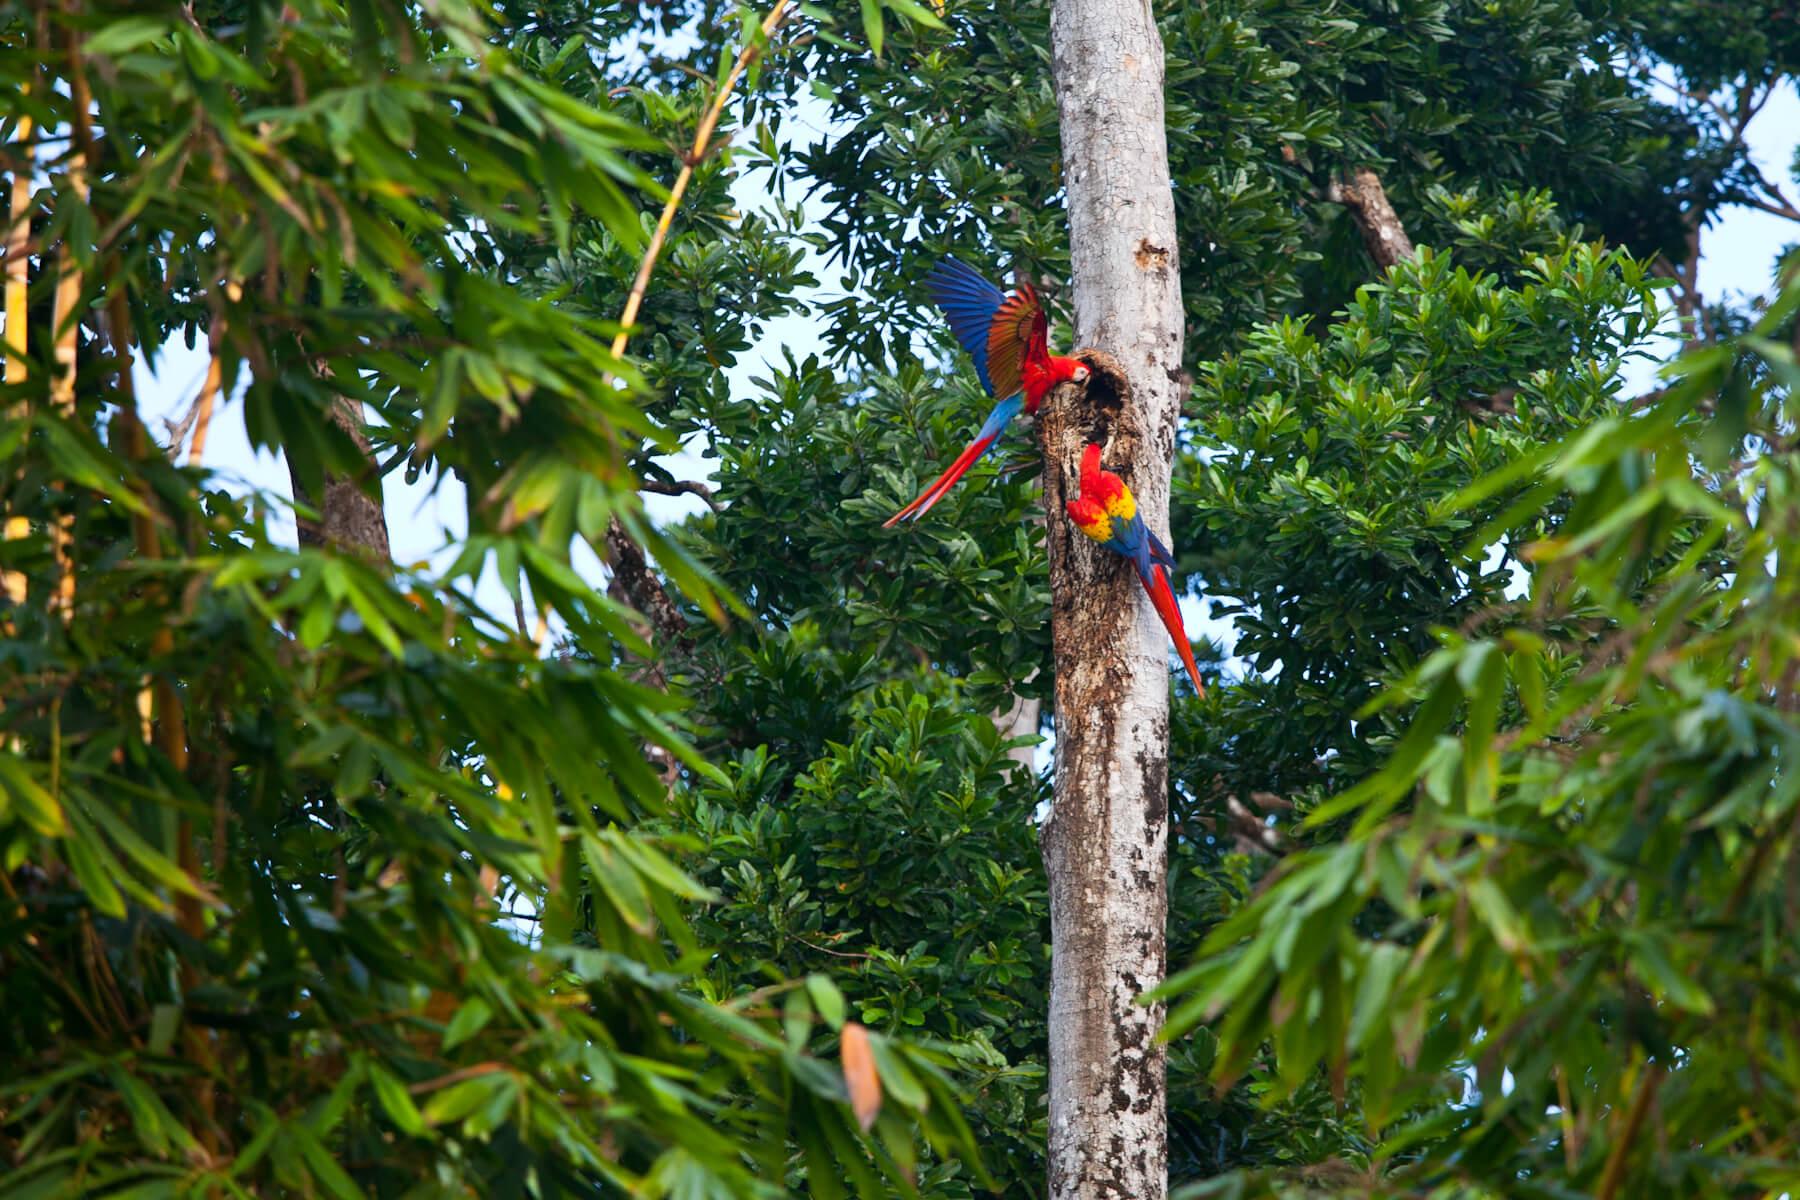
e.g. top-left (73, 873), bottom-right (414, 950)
top-left (923, 258), bottom-right (1007, 397)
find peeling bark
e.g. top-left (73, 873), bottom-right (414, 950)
top-left (1328, 167), bottom-right (1415, 271)
top-left (291, 394), bottom-right (391, 562)
top-left (1044, 0), bottom-right (1184, 1191)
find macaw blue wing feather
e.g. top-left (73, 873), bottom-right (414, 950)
top-left (924, 258), bottom-right (1006, 397)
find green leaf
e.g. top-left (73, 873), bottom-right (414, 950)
top-left (0, 753), bottom-right (64, 837)
top-left (1626, 934), bottom-right (1714, 1016)
top-left (422, 1073), bottom-right (513, 1127)
top-left (860, 0), bottom-right (885, 57)
top-left (442, 996), bottom-right (494, 1051)
top-left (84, 17), bottom-right (175, 57)
top-left (883, 0), bottom-right (948, 30)
top-left (806, 975), bottom-right (847, 1031)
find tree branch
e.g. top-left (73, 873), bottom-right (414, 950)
top-left (1738, 159), bottom-right (1800, 223)
top-left (291, 375), bottom-right (392, 564)
top-left (603, 517), bottom-right (692, 653)
top-left (1217, 793), bottom-right (1284, 855)
top-left (639, 478), bottom-right (721, 512)
top-left (1596, 1063), bottom-right (1664, 1200)
top-left (1327, 168), bottom-right (1415, 270)
top-left (602, 518), bottom-right (692, 791)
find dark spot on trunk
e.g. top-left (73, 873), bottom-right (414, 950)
top-left (1134, 238), bottom-right (1171, 272)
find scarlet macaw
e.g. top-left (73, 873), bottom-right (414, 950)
top-left (884, 258), bottom-right (1090, 527)
top-left (1065, 443), bottom-right (1205, 695)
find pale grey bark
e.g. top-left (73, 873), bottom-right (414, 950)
top-left (1041, 0), bottom-right (1184, 1195)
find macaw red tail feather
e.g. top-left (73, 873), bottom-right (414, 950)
top-left (885, 394), bottom-right (1023, 528)
top-left (882, 431), bottom-right (1000, 528)
top-left (1136, 561), bottom-right (1206, 696)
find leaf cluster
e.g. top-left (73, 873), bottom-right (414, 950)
top-left (1159, 265), bottom-right (1800, 1197)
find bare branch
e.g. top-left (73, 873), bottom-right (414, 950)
top-left (639, 477), bottom-right (721, 512)
top-left (1460, 386), bottom-right (1519, 418)
top-left (1327, 168), bottom-right (1415, 270)
top-left (1740, 159), bottom-right (1800, 223)
top-left (291, 375), bottom-right (392, 564)
top-left (602, 517), bottom-right (692, 791)
top-left (1596, 1064), bottom-right (1665, 1200)
top-left (1738, 193), bottom-right (1800, 224)
top-left (1223, 794), bottom-right (1283, 855)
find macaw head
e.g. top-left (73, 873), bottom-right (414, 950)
top-left (1076, 443), bottom-right (1135, 523)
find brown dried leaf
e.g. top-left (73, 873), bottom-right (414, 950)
top-left (840, 1021), bottom-right (882, 1132)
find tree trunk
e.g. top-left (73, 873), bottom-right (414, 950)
top-left (1042, 0), bottom-right (1184, 1195)
top-left (604, 515), bottom-right (691, 789)
top-left (291, 394), bottom-right (391, 561)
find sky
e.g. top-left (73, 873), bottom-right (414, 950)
top-left (134, 76), bottom-right (1800, 681)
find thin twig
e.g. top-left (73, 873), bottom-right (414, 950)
top-left (1737, 190), bottom-right (1800, 224)
top-left (1595, 1062), bottom-right (1664, 1200)
top-left (1555, 1066), bottom-right (1580, 1171)
top-left (407, 1061), bottom-right (508, 1096)
top-left (793, 935), bottom-right (873, 961)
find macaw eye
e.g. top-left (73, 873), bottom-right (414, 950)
top-left (1072, 366), bottom-right (1090, 382)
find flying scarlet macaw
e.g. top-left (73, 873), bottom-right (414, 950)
top-left (884, 258), bottom-right (1090, 527)
top-left (1065, 443), bottom-right (1205, 695)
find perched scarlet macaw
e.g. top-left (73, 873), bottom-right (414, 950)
top-left (1066, 443), bottom-right (1205, 695)
top-left (884, 258), bottom-right (1091, 527)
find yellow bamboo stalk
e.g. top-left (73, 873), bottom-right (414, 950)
top-left (185, 280), bottom-right (238, 467)
top-left (607, 0), bottom-right (791, 362)
top-left (4, 113), bottom-right (29, 390)
top-left (2, 95), bottom-right (31, 609)
top-left (46, 20), bottom-right (90, 625)
top-left (185, 356), bottom-right (222, 466)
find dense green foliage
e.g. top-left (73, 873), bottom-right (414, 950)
top-left (1161, 263), bottom-right (1800, 1199)
top-left (630, 0), bottom-right (1800, 1196)
top-left (0, 2), bottom-right (979, 1197)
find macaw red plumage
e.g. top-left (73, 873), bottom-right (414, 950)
top-left (1065, 443), bottom-right (1205, 695)
top-left (884, 258), bottom-right (1090, 527)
